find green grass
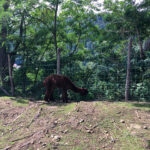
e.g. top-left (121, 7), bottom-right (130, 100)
top-left (0, 97), bottom-right (149, 150)
top-left (115, 102), bottom-right (150, 111)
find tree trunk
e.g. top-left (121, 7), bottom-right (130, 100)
top-left (136, 28), bottom-right (145, 59)
top-left (125, 37), bottom-right (132, 101)
top-left (54, 0), bottom-right (61, 75)
top-left (8, 54), bottom-right (14, 96)
top-left (57, 48), bottom-right (61, 75)
top-left (0, 0), bottom-right (10, 86)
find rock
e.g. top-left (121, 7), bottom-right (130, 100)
top-left (104, 130), bottom-right (108, 134)
top-left (120, 119), bottom-right (125, 123)
top-left (63, 129), bottom-right (68, 134)
top-left (86, 129), bottom-right (93, 133)
top-left (111, 139), bottom-right (116, 143)
top-left (54, 120), bottom-right (58, 125)
top-left (51, 134), bottom-right (54, 138)
top-left (53, 135), bottom-right (61, 142)
top-left (143, 126), bottom-right (148, 129)
top-left (42, 143), bottom-right (46, 147)
top-left (79, 119), bottom-right (84, 123)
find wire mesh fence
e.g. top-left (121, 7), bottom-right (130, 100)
top-left (0, 56), bottom-right (150, 102)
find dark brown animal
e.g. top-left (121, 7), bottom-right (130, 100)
top-left (43, 74), bottom-right (88, 103)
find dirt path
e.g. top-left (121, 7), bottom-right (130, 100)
top-left (0, 97), bottom-right (150, 150)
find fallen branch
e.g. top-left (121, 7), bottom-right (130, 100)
top-left (3, 145), bottom-right (12, 150)
top-left (135, 110), bottom-right (141, 119)
top-left (27, 107), bottom-right (42, 128)
top-left (12, 133), bottom-right (35, 142)
top-left (0, 86), bottom-right (10, 96)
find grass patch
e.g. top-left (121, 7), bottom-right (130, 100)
top-left (114, 102), bottom-right (150, 111)
top-left (113, 129), bottom-right (145, 150)
top-left (11, 97), bottom-right (29, 106)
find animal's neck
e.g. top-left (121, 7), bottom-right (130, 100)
top-left (70, 84), bottom-right (82, 93)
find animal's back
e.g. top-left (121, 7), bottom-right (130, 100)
top-left (43, 74), bottom-right (74, 89)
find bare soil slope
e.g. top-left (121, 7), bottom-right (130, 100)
top-left (0, 97), bottom-right (150, 150)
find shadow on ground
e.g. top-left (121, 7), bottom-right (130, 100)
top-left (9, 96), bottom-right (96, 107)
top-left (132, 103), bottom-right (150, 110)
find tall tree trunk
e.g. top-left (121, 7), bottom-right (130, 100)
top-left (22, 22), bottom-right (27, 94)
top-left (57, 48), bottom-right (61, 75)
top-left (8, 54), bottom-right (14, 96)
top-left (125, 37), bottom-right (133, 101)
top-left (136, 28), bottom-right (145, 60)
top-left (54, 0), bottom-right (60, 75)
top-left (0, 0), bottom-right (10, 86)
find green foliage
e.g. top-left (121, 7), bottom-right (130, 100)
top-left (0, 0), bottom-right (150, 101)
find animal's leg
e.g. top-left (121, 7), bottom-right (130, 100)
top-left (48, 88), bottom-right (54, 101)
top-left (44, 87), bottom-right (54, 102)
top-left (62, 89), bottom-right (68, 103)
top-left (44, 90), bottom-right (49, 102)
top-left (49, 89), bottom-right (54, 101)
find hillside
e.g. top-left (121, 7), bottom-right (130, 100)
top-left (0, 97), bottom-right (150, 150)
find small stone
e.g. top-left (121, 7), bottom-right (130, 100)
top-left (54, 121), bottom-right (58, 125)
top-left (104, 130), bottom-right (108, 134)
top-left (63, 129), bottom-right (68, 134)
top-left (111, 139), bottom-right (116, 143)
top-left (120, 119), bottom-right (125, 123)
top-left (42, 143), bottom-right (46, 147)
top-left (79, 119), bottom-right (84, 123)
top-left (53, 135), bottom-right (61, 142)
top-left (111, 119), bottom-right (115, 123)
top-left (51, 134), bottom-right (54, 138)
top-left (86, 130), bottom-right (93, 133)
top-left (143, 126), bottom-right (148, 129)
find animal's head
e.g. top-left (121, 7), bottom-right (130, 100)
top-left (80, 88), bottom-right (88, 96)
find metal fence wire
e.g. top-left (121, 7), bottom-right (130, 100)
top-left (0, 56), bottom-right (150, 101)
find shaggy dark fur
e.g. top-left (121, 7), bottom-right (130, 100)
top-left (43, 74), bottom-right (88, 103)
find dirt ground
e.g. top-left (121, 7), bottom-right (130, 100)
top-left (0, 97), bottom-right (150, 150)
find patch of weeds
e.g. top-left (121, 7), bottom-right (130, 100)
top-left (115, 102), bottom-right (150, 111)
top-left (120, 130), bottom-right (144, 150)
top-left (12, 98), bottom-right (29, 106)
top-left (0, 96), bottom-right (14, 100)
top-left (62, 103), bottom-right (76, 114)
top-left (55, 103), bottom-right (76, 118)
top-left (99, 118), bottom-right (115, 130)
top-left (0, 129), bottom-right (15, 149)
top-left (146, 140), bottom-right (150, 149)
top-left (71, 145), bottom-right (87, 150)
top-left (131, 103), bottom-right (150, 111)
top-left (112, 127), bottom-right (145, 150)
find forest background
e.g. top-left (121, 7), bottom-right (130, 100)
top-left (0, 0), bottom-right (150, 101)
